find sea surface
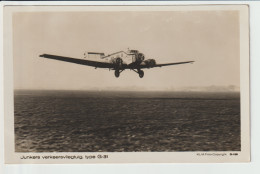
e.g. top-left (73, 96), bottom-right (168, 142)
top-left (14, 90), bottom-right (240, 152)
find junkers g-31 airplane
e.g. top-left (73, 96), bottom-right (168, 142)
top-left (40, 49), bottom-right (194, 78)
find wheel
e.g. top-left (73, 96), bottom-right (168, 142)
top-left (114, 70), bottom-right (120, 78)
top-left (138, 70), bottom-right (144, 78)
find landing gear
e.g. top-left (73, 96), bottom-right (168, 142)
top-left (114, 70), bottom-right (120, 78)
top-left (138, 70), bottom-right (144, 78)
top-left (114, 69), bottom-right (144, 78)
top-left (131, 69), bottom-right (144, 78)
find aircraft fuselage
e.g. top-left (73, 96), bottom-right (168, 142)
top-left (86, 50), bottom-right (149, 78)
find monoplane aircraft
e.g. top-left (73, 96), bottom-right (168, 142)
top-left (40, 49), bottom-right (194, 78)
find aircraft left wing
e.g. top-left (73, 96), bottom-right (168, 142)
top-left (39, 54), bottom-right (115, 69)
top-left (139, 61), bottom-right (194, 69)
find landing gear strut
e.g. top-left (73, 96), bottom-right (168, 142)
top-left (138, 70), bottom-right (144, 78)
top-left (114, 70), bottom-right (120, 78)
top-left (131, 69), bottom-right (144, 78)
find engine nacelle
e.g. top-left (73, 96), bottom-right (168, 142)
top-left (144, 59), bottom-right (156, 67)
top-left (111, 57), bottom-right (123, 69)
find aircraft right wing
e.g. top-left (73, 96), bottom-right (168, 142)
top-left (138, 60), bottom-right (194, 69)
top-left (39, 54), bottom-right (115, 69)
top-left (153, 61), bottom-right (195, 67)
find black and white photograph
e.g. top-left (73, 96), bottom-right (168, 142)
top-left (3, 5), bottom-right (250, 163)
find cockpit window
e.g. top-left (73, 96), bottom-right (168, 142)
top-left (130, 50), bottom-right (138, 54)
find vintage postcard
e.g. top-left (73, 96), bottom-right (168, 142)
top-left (3, 5), bottom-right (250, 163)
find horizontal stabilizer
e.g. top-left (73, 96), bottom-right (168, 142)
top-left (87, 52), bottom-right (105, 56)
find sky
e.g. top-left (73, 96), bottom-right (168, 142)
top-left (13, 10), bottom-right (240, 91)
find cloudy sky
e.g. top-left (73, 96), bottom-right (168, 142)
top-left (13, 9), bottom-right (240, 91)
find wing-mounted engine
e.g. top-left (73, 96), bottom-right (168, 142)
top-left (111, 57), bottom-right (123, 69)
top-left (144, 59), bottom-right (156, 68)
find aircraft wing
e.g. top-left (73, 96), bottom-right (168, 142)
top-left (139, 61), bottom-right (194, 69)
top-left (39, 54), bottom-right (115, 69)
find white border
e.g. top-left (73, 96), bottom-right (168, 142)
top-left (3, 4), bottom-right (250, 164)
top-left (0, 0), bottom-right (259, 174)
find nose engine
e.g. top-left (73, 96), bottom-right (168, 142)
top-left (112, 51), bottom-right (148, 78)
top-left (135, 53), bottom-right (145, 63)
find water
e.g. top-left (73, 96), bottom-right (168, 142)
top-left (14, 90), bottom-right (240, 152)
